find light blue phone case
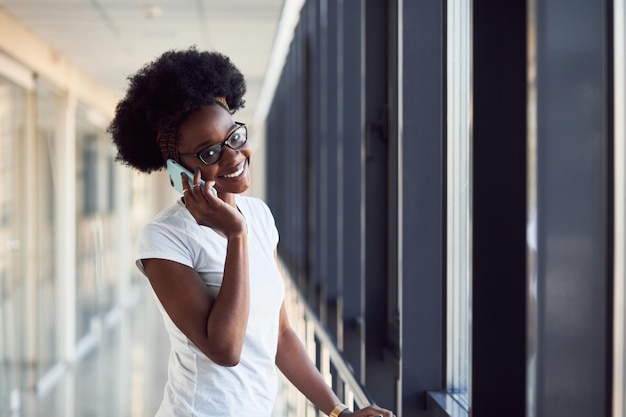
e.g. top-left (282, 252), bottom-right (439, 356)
top-left (166, 159), bottom-right (217, 195)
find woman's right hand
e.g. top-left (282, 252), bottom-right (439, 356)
top-left (181, 170), bottom-right (246, 238)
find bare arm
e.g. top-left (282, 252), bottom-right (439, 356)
top-left (144, 230), bottom-right (248, 366)
top-left (275, 304), bottom-right (395, 417)
top-left (275, 302), bottom-right (341, 414)
top-left (274, 251), bottom-right (394, 417)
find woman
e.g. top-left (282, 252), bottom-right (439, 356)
top-left (109, 47), bottom-right (394, 417)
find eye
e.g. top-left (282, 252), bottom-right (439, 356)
top-left (199, 145), bottom-right (220, 160)
top-left (228, 127), bottom-right (246, 147)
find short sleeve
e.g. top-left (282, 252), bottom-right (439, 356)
top-left (135, 222), bottom-right (194, 276)
top-left (261, 200), bottom-right (279, 249)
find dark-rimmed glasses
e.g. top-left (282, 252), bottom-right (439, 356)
top-left (179, 122), bottom-right (247, 165)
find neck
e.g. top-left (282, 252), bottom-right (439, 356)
top-left (219, 192), bottom-right (237, 207)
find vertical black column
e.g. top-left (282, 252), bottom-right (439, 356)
top-left (325, 1), bottom-right (343, 398)
top-left (295, 14), bottom-right (308, 287)
top-left (471, 1), bottom-right (528, 416)
top-left (340, 0), bottom-right (366, 382)
top-left (325, 0), bottom-right (340, 340)
top-left (304, 0), bottom-right (322, 312)
top-left (362, 0), bottom-right (396, 408)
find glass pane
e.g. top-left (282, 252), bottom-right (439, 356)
top-left (0, 75), bottom-right (28, 416)
top-left (131, 172), bottom-right (151, 285)
top-left (75, 105), bottom-right (117, 341)
top-left (614, 0), bottom-right (626, 416)
top-left (446, 0), bottom-right (472, 408)
top-left (35, 83), bottom-right (61, 380)
top-left (74, 105), bottom-right (118, 340)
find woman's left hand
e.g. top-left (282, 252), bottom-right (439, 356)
top-left (342, 404), bottom-right (395, 417)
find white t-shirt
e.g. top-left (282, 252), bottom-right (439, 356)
top-left (136, 195), bottom-right (285, 417)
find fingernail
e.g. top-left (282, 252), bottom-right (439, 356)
top-left (194, 167), bottom-right (200, 173)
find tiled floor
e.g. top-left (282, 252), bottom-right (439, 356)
top-left (18, 286), bottom-right (170, 417)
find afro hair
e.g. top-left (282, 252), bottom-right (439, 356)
top-left (108, 46), bottom-right (246, 173)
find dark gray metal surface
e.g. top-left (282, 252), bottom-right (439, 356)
top-left (362, 0), bottom-right (397, 409)
top-left (529, 0), bottom-right (611, 416)
top-left (340, 0), bottom-right (367, 384)
top-left (400, 0), bottom-right (446, 415)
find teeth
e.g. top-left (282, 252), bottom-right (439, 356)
top-left (224, 165), bottom-right (244, 178)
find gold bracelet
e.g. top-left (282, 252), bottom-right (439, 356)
top-left (329, 403), bottom-right (349, 417)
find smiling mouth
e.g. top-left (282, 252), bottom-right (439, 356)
top-left (221, 162), bottom-right (245, 179)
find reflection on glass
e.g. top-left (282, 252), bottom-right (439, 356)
top-left (0, 74), bottom-right (28, 416)
top-left (20, 288), bottom-right (168, 417)
top-left (75, 105), bottom-right (117, 344)
top-left (446, 0), bottom-right (472, 409)
top-left (35, 83), bottom-right (61, 386)
top-left (614, 1), bottom-right (626, 416)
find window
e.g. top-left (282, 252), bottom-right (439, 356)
top-left (446, 0), bottom-right (472, 408)
top-left (613, 1), bottom-right (626, 416)
top-left (0, 73), bottom-right (29, 417)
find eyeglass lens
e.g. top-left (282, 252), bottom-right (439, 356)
top-left (198, 125), bottom-right (247, 165)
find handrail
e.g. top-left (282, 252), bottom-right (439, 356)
top-left (297, 286), bottom-right (372, 406)
top-left (277, 260), bottom-right (374, 414)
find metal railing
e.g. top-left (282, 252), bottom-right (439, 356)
top-left (274, 261), bottom-right (373, 417)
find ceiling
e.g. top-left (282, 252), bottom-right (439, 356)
top-left (0, 0), bottom-right (287, 123)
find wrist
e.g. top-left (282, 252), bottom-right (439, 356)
top-left (226, 229), bottom-right (247, 241)
top-left (329, 403), bottom-right (350, 417)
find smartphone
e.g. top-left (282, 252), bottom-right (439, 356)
top-left (166, 159), bottom-right (216, 195)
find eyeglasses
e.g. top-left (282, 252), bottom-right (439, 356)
top-left (179, 122), bottom-right (247, 166)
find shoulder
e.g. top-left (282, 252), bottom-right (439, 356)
top-left (236, 195), bottom-right (279, 247)
top-left (236, 195), bottom-right (274, 220)
top-left (136, 199), bottom-right (216, 269)
top-left (139, 200), bottom-right (199, 242)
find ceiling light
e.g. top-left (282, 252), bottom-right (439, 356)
top-left (143, 5), bottom-right (162, 19)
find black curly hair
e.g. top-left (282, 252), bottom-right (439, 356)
top-left (108, 46), bottom-right (246, 173)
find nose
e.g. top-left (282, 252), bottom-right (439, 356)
top-left (219, 145), bottom-right (240, 166)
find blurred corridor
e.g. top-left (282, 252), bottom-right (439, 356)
top-left (16, 284), bottom-right (168, 417)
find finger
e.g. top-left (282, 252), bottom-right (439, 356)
top-left (188, 168), bottom-right (205, 199)
top-left (181, 172), bottom-right (192, 194)
top-left (193, 166), bottom-right (202, 186)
